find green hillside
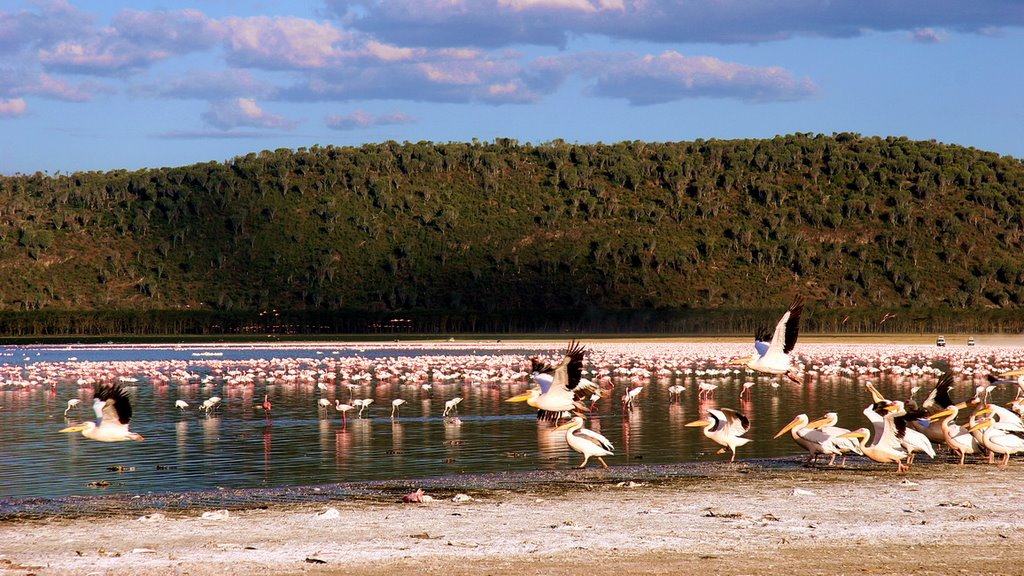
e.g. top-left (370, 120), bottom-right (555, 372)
top-left (2, 133), bottom-right (1023, 336)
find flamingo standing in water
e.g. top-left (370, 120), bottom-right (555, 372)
top-left (335, 400), bottom-right (354, 425)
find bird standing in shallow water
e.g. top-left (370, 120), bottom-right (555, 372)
top-left (554, 416), bottom-right (614, 469)
top-left (63, 398), bottom-right (80, 416)
top-left (59, 384), bottom-right (144, 442)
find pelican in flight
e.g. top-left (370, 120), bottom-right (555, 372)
top-left (686, 408), bottom-right (751, 462)
top-left (506, 340), bottom-right (592, 418)
top-left (731, 294), bottom-right (804, 384)
top-left (554, 416), bottom-right (614, 469)
top-left (59, 384), bottom-right (144, 442)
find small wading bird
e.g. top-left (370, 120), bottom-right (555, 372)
top-left (506, 340), bottom-right (594, 420)
top-left (334, 399), bottom-right (354, 423)
top-left (554, 416), bottom-right (614, 469)
top-left (175, 399), bottom-right (189, 411)
top-left (731, 294), bottom-right (804, 384)
top-left (63, 398), bottom-right (80, 416)
top-left (686, 408), bottom-right (751, 462)
top-left (442, 397), bottom-right (463, 417)
top-left (391, 398), bottom-right (407, 418)
top-left (59, 384), bottom-right (144, 442)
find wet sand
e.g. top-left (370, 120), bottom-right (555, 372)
top-left (3, 459), bottom-right (1024, 576)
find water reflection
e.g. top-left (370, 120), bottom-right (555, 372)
top-left (3, 341), bottom-right (1024, 500)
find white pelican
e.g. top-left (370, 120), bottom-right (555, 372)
top-left (731, 294), bottom-right (804, 384)
top-left (969, 410), bottom-right (1024, 466)
top-left (391, 398), bottom-right (407, 418)
top-left (63, 398), bottom-right (81, 416)
top-left (686, 408), bottom-right (751, 462)
top-left (442, 397), bottom-right (463, 417)
top-left (804, 412), bottom-right (863, 465)
top-left (506, 341), bottom-right (590, 417)
top-left (774, 413), bottom-right (840, 466)
top-left (174, 399), bottom-right (189, 411)
top-left (888, 401), bottom-right (936, 465)
top-left (554, 416), bottom-right (614, 469)
top-left (59, 384), bottom-right (144, 442)
top-left (928, 404), bottom-right (982, 466)
top-left (838, 427), bottom-right (908, 472)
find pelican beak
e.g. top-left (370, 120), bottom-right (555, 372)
top-left (728, 354), bottom-right (756, 366)
top-left (553, 420), bottom-right (576, 431)
top-left (59, 424), bottom-right (87, 433)
top-left (838, 431), bottom-right (866, 439)
top-left (928, 409), bottom-right (953, 421)
top-left (884, 403), bottom-right (901, 412)
top-left (968, 420), bottom-right (992, 433)
top-left (804, 416), bottom-right (829, 430)
top-left (865, 382), bottom-right (886, 403)
top-left (973, 407), bottom-right (992, 417)
top-left (505, 392), bottom-right (535, 403)
top-left (685, 419), bottom-right (711, 428)
top-left (773, 416), bottom-right (802, 439)
top-left (1000, 369), bottom-right (1024, 377)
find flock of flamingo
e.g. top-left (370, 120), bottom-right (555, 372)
top-left (6, 295), bottom-right (1024, 477)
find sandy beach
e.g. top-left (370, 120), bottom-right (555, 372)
top-left (3, 458), bottom-right (1024, 576)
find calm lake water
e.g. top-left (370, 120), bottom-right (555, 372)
top-left (0, 341), bottom-right (1017, 501)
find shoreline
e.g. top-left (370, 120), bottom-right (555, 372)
top-left (4, 459), bottom-right (1024, 575)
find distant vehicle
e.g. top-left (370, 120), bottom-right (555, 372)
top-left (936, 335), bottom-right (946, 347)
top-left (967, 337), bottom-right (976, 346)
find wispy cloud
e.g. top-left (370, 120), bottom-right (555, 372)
top-left (910, 28), bottom-right (947, 44)
top-left (326, 110), bottom-right (415, 130)
top-left (201, 98), bottom-right (298, 130)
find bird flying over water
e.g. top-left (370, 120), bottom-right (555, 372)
top-left (507, 340), bottom-right (593, 419)
top-left (59, 384), bottom-right (144, 442)
top-left (731, 294), bottom-right (804, 384)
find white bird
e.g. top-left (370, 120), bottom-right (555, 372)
top-left (697, 382), bottom-right (717, 400)
top-left (391, 398), bottom-right (407, 418)
top-left (774, 413), bottom-right (840, 466)
top-left (732, 294), bottom-right (804, 384)
top-left (353, 398), bottom-right (374, 417)
top-left (174, 399), bottom-right (189, 411)
top-left (969, 410), bottom-right (1024, 466)
top-left (63, 398), bottom-right (81, 416)
top-left (334, 399), bottom-right (354, 422)
top-left (621, 386), bottom-right (643, 410)
top-left (686, 408), bottom-right (751, 462)
top-left (839, 427), bottom-right (909, 472)
top-left (506, 341), bottom-right (591, 417)
top-left (738, 381), bottom-right (755, 400)
top-left (200, 396), bottom-right (222, 414)
top-left (804, 412), bottom-right (863, 465)
top-left (442, 397), bottom-right (463, 417)
top-left (59, 384), bottom-right (144, 442)
top-left (667, 385), bottom-right (685, 401)
top-left (928, 403), bottom-right (982, 466)
top-left (554, 416), bottom-right (614, 468)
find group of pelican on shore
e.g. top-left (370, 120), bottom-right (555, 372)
top-left (52, 291), bottom-right (1024, 476)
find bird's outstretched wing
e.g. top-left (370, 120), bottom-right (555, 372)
top-left (922, 373), bottom-right (955, 412)
top-left (94, 383), bottom-right (133, 425)
top-left (720, 408), bottom-right (751, 436)
top-left (554, 340), bottom-right (586, 391)
top-left (782, 294), bottom-right (804, 354)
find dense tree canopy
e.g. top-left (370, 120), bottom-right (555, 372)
top-left (1, 133), bottom-right (1023, 336)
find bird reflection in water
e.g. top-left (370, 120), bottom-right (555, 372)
top-left (622, 405), bottom-right (643, 459)
top-left (335, 429), bottom-right (352, 472)
top-left (175, 419), bottom-right (188, 457)
top-left (391, 420), bottom-right (404, 454)
top-left (537, 421), bottom-right (565, 468)
top-left (263, 423), bottom-right (272, 477)
top-left (319, 418), bottom-right (331, 453)
top-left (202, 414), bottom-right (220, 448)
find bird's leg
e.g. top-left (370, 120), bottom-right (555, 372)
top-left (598, 457), bottom-right (608, 469)
top-left (785, 372), bottom-right (802, 384)
top-left (1002, 453), bottom-right (1011, 467)
top-left (729, 449), bottom-right (737, 463)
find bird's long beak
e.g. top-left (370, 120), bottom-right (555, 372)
top-left (865, 382), bottom-right (886, 403)
top-left (773, 416), bottom-right (803, 439)
top-left (804, 416), bottom-right (830, 430)
top-left (838, 430), bottom-right (867, 439)
top-left (968, 419), bottom-right (992, 433)
top-left (505, 391), bottom-right (534, 403)
top-left (59, 424), bottom-right (87, 433)
top-left (884, 403), bottom-right (901, 412)
top-left (928, 409), bottom-right (953, 421)
top-left (685, 419), bottom-right (711, 428)
top-left (728, 354), bottom-right (756, 366)
top-left (1000, 369), bottom-right (1024, 377)
top-left (553, 420), bottom-right (576, 431)
top-left (973, 407), bottom-right (992, 417)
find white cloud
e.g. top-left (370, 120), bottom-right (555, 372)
top-left (326, 110), bottom-right (415, 130)
top-left (0, 97), bottom-right (27, 117)
top-left (201, 97), bottom-right (298, 130)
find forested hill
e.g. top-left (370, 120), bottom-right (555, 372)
top-left (2, 133), bottom-right (1024, 336)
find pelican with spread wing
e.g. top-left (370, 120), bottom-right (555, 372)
top-left (687, 408), bottom-right (751, 462)
top-left (732, 294), bottom-right (804, 384)
top-left (59, 384), bottom-right (144, 442)
top-left (507, 340), bottom-right (593, 418)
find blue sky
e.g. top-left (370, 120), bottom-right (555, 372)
top-left (1, 0), bottom-right (1022, 175)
